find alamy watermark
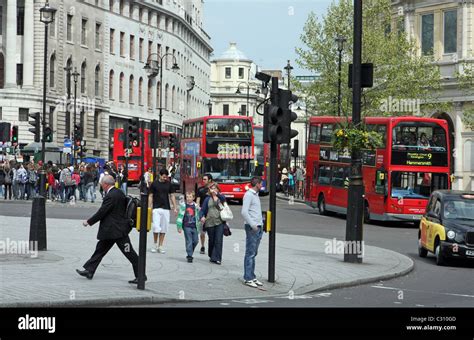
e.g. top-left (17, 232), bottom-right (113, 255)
top-left (217, 143), bottom-right (253, 160)
top-left (0, 238), bottom-right (38, 258)
top-left (54, 95), bottom-right (96, 114)
top-left (380, 96), bottom-right (421, 115)
top-left (324, 238), bottom-right (365, 256)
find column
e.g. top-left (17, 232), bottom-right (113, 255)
top-left (23, 0), bottom-right (34, 88)
top-left (454, 106), bottom-right (464, 190)
top-left (462, 1), bottom-right (468, 59)
top-left (5, 0), bottom-right (18, 88)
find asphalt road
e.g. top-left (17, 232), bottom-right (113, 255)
top-left (1, 192), bottom-right (473, 308)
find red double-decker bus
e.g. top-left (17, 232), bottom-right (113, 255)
top-left (251, 125), bottom-right (270, 195)
top-left (180, 116), bottom-right (254, 203)
top-left (305, 116), bottom-right (451, 223)
top-left (113, 129), bottom-right (179, 183)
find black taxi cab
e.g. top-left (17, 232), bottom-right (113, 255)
top-left (418, 190), bottom-right (474, 265)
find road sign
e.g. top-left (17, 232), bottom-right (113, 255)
top-left (64, 139), bottom-right (72, 148)
top-left (63, 147), bottom-right (72, 154)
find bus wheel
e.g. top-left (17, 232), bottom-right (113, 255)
top-left (363, 202), bottom-right (371, 224)
top-left (318, 195), bottom-right (327, 215)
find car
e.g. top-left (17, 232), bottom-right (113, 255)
top-left (418, 190), bottom-right (474, 265)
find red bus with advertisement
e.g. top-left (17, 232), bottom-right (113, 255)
top-left (113, 128), bottom-right (179, 183)
top-left (305, 116), bottom-right (451, 223)
top-left (180, 116), bottom-right (254, 203)
top-left (251, 126), bottom-right (270, 195)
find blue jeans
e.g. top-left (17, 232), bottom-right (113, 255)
top-left (121, 182), bottom-right (127, 195)
top-left (206, 223), bottom-right (224, 262)
top-left (244, 224), bottom-right (263, 281)
top-left (184, 226), bottom-right (199, 257)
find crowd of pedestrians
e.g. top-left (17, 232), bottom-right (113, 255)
top-left (279, 165), bottom-right (306, 199)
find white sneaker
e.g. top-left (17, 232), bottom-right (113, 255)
top-left (157, 247), bottom-right (166, 254)
top-left (150, 245), bottom-right (158, 253)
top-left (253, 279), bottom-right (263, 287)
top-left (244, 280), bottom-right (258, 288)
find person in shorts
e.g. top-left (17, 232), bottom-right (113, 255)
top-left (148, 169), bottom-right (177, 254)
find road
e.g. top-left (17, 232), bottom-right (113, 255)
top-left (1, 191), bottom-right (473, 308)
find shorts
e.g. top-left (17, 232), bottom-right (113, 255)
top-left (152, 208), bottom-right (170, 234)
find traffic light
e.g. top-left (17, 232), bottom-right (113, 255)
top-left (279, 89), bottom-right (299, 144)
top-left (0, 122), bottom-right (11, 142)
top-left (169, 134), bottom-right (176, 149)
top-left (150, 119), bottom-right (158, 149)
top-left (123, 122), bottom-right (130, 150)
top-left (11, 126), bottom-right (19, 146)
top-left (28, 111), bottom-right (41, 142)
top-left (44, 126), bottom-right (53, 143)
top-left (292, 139), bottom-right (299, 158)
top-left (263, 101), bottom-right (284, 143)
top-left (74, 124), bottom-right (82, 145)
top-left (128, 117), bottom-right (139, 148)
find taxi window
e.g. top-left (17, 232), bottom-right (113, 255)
top-left (433, 200), bottom-right (442, 216)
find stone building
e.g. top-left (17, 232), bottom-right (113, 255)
top-left (0, 0), bottom-right (212, 160)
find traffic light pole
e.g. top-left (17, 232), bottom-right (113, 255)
top-left (344, 0), bottom-right (364, 263)
top-left (137, 119), bottom-right (148, 290)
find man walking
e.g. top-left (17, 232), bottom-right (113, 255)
top-left (241, 177), bottom-right (264, 288)
top-left (76, 175), bottom-right (141, 284)
top-left (196, 173), bottom-right (212, 254)
top-left (149, 169), bottom-right (177, 254)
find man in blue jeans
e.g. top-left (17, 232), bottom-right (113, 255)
top-left (241, 177), bottom-right (264, 288)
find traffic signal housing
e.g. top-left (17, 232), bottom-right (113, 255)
top-left (0, 122), bottom-right (11, 142)
top-left (169, 134), bottom-right (177, 149)
top-left (128, 117), bottom-right (139, 148)
top-left (44, 126), bottom-right (53, 143)
top-left (11, 126), bottom-right (19, 146)
top-left (28, 111), bottom-right (40, 142)
top-left (74, 124), bottom-right (82, 145)
top-left (292, 139), bottom-right (299, 158)
top-left (279, 89), bottom-right (299, 144)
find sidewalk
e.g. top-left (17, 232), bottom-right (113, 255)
top-left (0, 216), bottom-right (413, 307)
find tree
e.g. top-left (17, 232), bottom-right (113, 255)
top-left (455, 62), bottom-right (474, 130)
top-left (295, 0), bottom-right (443, 118)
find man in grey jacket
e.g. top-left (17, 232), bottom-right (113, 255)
top-left (241, 177), bottom-right (264, 288)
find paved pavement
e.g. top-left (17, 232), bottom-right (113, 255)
top-left (0, 213), bottom-right (414, 307)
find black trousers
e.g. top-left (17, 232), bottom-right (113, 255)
top-left (4, 184), bottom-right (12, 199)
top-left (83, 235), bottom-right (139, 278)
top-left (206, 223), bottom-right (224, 262)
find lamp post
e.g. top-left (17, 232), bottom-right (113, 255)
top-left (235, 82), bottom-right (260, 117)
top-left (335, 36), bottom-right (347, 117)
top-left (207, 100), bottom-right (212, 116)
top-left (72, 67), bottom-right (79, 164)
top-left (30, 0), bottom-right (56, 251)
top-left (284, 60), bottom-right (293, 168)
top-left (64, 64), bottom-right (72, 165)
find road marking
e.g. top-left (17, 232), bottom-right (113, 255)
top-left (313, 292), bottom-right (332, 298)
top-left (231, 299), bottom-right (273, 305)
top-left (276, 295), bottom-right (313, 300)
top-left (371, 285), bottom-right (474, 299)
top-left (220, 303), bottom-right (230, 306)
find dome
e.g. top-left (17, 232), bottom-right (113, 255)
top-left (216, 42), bottom-right (251, 62)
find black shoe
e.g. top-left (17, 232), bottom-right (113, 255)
top-left (187, 256), bottom-right (193, 263)
top-left (128, 276), bottom-right (147, 284)
top-left (200, 247), bottom-right (205, 254)
top-left (76, 269), bottom-right (93, 280)
top-left (210, 260), bottom-right (221, 265)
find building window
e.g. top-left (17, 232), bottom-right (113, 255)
top-left (157, 44), bottom-right (162, 57)
top-left (165, 83), bottom-right (169, 109)
top-left (119, 72), bottom-right (124, 102)
top-left (156, 82), bottom-right (160, 109)
top-left (95, 23), bottom-right (101, 50)
top-left (49, 55), bottom-right (55, 88)
top-left (148, 41), bottom-right (153, 59)
top-left (240, 105), bottom-right (247, 116)
top-left (130, 35), bottom-right (135, 59)
top-left (225, 67), bottom-right (231, 79)
top-left (50, 16), bottom-right (56, 37)
top-left (171, 85), bottom-right (175, 111)
top-left (81, 18), bottom-right (88, 45)
top-left (0, 107), bottom-right (2, 120)
top-left (67, 14), bottom-right (73, 42)
top-left (139, 7), bottom-right (143, 22)
top-left (120, 32), bottom-right (125, 57)
top-left (444, 10), bottom-right (457, 54)
top-left (95, 65), bottom-right (100, 97)
top-left (148, 79), bottom-right (153, 108)
top-left (81, 62), bottom-right (86, 94)
top-left (17, 6), bottom-right (24, 35)
top-left (94, 110), bottom-right (100, 139)
top-left (109, 70), bottom-right (114, 99)
top-left (223, 104), bottom-right (229, 115)
top-left (0, 7), bottom-right (3, 35)
top-left (421, 13), bottom-right (434, 56)
top-left (165, 46), bottom-right (169, 68)
top-left (110, 28), bottom-right (115, 54)
top-left (119, 0), bottom-right (124, 15)
top-left (16, 64), bottom-right (23, 86)
top-left (239, 67), bottom-right (244, 79)
top-left (129, 75), bottom-right (134, 104)
top-left (139, 77), bottom-right (144, 106)
top-left (49, 106), bottom-right (55, 132)
top-left (19, 108), bottom-right (28, 121)
top-left (139, 38), bottom-right (144, 62)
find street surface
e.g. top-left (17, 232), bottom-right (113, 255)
top-left (1, 187), bottom-right (472, 308)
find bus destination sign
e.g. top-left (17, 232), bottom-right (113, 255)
top-left (391, 151), bottom-right (447, 166)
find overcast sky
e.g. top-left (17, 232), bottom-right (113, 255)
top-left (204, 0), bottom-right (333, 75)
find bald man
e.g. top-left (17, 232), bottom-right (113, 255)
top-left (76, 175), bottom-right (142, 284)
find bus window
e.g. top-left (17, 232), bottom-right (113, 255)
top-left (318, 165), bottom-right (332, 185)
top-left (309, 125), bottom-right (320, 144)
top-left (375, 169), bottom-right (387, 195)
top-left (331, 166), bottom-right (345, 187)
top-left (320, 124), bottom-right (333, 143)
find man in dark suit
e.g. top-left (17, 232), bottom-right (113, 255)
top-left (76, 175), bottom-right (142, 284)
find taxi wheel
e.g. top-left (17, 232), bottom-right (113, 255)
top-left (418, 237), bottom-right (428, 258)
top-left (435, 242), bottom-right (446, 266)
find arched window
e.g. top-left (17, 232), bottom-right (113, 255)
top-left (156, 81), bottom-right (161, 109)
top-left (0, 53), bottom-right (4, 89)
top-left (119, 72), bottom-right (124, 101)
top-left (138, 77), bottom-right (143, 105)
top-left (50, 54), bottom-right (56, 88)
top-left (94, 65), bottom-right (100, 97)
top-left (172, 85), bottom-right (176, 112)
top-left (147, 79), bottom-right (153, 108)
top-left (129, 75), bottom-right (134, 104)
top-left (80, 61), bottom-right (86, 94)
top-left (165, 83), bottom-right (169, 110)
top-left (109, 70), bottom-right (114, 99)
top-left (65, 58), bottom-right (72, 92)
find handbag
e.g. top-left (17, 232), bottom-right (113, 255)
top-left (223, 223), bottom-right (232, 237)
top-left (218, 201), bottom-right (233, 222)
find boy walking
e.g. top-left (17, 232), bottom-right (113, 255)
top-left (176, 191), bottom-right (201, 263)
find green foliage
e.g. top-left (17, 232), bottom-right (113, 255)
top-left (333, 121), bottom-right (383, 152)
top-left (295, 0), bottom-right (443, 118)
top-left (455, 62), bottom-right (474, 130)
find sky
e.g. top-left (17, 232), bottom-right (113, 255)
top-left (204, 0), bottom-right (333, 75)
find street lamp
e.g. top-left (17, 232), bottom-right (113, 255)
top-left (30, 0), bottom-right (56, 251)
top-left (335, 35), bottom-right (347, 117)
top-left (207, 100), bottom-right (212, 116)
top-left (72, 67), bottom-right (80, 164)
top-left (235, 82), bottom-right (260, 117)
top-left (64, 64), bottom-right (72, 164)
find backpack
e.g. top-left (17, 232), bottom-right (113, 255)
top-left (4, 170), bottom-right (12, 184)
top-left (29, 170), bottom-right (37, 184)
top-left (125, 195), bottom-right (140, 232)
top-left (64, 170), bottom-right (73, 186)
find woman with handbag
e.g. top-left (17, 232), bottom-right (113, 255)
top-left (200, 183), bottom-right (227, 265)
